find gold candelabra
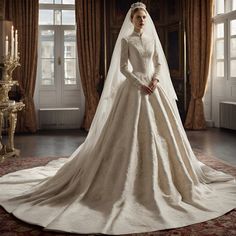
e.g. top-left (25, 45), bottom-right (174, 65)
top-left (0, 51), bottom-right (25, 162)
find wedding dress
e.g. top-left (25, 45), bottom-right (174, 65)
top-left (0, 5), bottom-right (236, 235)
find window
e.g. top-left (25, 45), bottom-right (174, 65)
top-left (216, 0), bottom-right (236, 14)
top-left (38, 0), bottom-right (77, 87)
top-left (64, 30), bottom-right (77, 84)
top-left (40, 30), bottom-right (55, 85)
top-left (37, 0), bottom-right (81, 109)
top-left (214, 0), bottom-right (236, 80)
top-left (39, 8), bottom-right (75, 25)
top-left (210, 0), bottom-right (236, 127)
top-left (215, 23), bottom-right (224, 77)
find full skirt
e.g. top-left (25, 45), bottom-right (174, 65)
top-left (0, 80), bottom-right (235, 235)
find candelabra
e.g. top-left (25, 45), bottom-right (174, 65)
top-left (0, 52), bottom-right (25, 163)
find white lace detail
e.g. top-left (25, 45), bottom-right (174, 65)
top-left (120, 31), bottom-right (160, 86)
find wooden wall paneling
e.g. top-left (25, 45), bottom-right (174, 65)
top-left (111, 0), bottom-right (134, 27)
top-left (166, 0), bottom-right (180, 23)
top-left (164, 0), bottom-right (186, 120)
top-left (166, 23), bottom-right (182, 78)
top-left (0, 0), bottom-right (5, 20)
top-left (148, 0), bottom-right (165, 24)
top-left (147, 0), bottom-right (166, 46)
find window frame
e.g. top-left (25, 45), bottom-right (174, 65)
top-left (213, 5), bottom-right (236, 81)
top-left (38, 1), bottom-right (79, 90)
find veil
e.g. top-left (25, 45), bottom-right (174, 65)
top-left (69, 5), bottom-right (180, 159)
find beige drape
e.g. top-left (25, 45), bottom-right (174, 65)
top-left (184, 0), bottom-right (214, 130)
top-left (5, 0), bottom-right (38, 133)
top-left (75, 0), bottom-right (101, 131)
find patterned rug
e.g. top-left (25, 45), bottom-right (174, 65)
top-left (0, 151), bottom-right (235, 236)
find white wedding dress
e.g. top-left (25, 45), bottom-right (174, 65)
top-left (0, 31), bottom-right (236, 235)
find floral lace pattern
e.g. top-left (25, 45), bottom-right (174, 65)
top-left (120, 31), bottom-right (161, 87)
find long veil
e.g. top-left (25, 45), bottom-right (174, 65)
top-left (69, 8), bottom-right (180, 161)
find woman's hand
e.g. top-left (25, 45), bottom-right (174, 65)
top-left (141, 78), bottom-right (159, 95)
top-left (149, 78), bottom-right (159, 92)
top-left (141, 84), bottom-right (153, 95)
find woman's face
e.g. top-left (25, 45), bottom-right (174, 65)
top-left (132, 9), bottom-right (147, 31)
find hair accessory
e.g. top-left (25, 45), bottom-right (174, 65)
top-left (130, 2), bottom-right (146, 10)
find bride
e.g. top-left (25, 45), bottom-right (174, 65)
top-left (0, 2), bottom-right (235, 235)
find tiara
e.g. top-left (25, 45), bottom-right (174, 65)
top-left (130, 2), bottom-right (146, 10)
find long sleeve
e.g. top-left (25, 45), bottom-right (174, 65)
top-left (120, 38), bottom-right (144, 88)
top-left (152, 43), bottom-right (161, 80)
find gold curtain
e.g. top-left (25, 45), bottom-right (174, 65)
top-left (75, 0), bottom-right (101, 131)
top-left (5, 0), bottom-right (38, 133)
top-left (184, 0), bottom-right (214, 130)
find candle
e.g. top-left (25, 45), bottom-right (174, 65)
top-left (5, 36), bottom-right (9, 56)
top-left (15, 30), bottom-right (18, 58)
top-left (11, 26), bottom-right (14, 59)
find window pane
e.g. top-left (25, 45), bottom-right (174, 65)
top-left (54, 10), bottom-right (62, 25)
top-left (64, 30), bottom-right (76, 37)
top-left (62, 10), bottom-right (75, 25)
top-left (41, 41), bottom-right (54, 58)
top-left (64, 78), bottom-right (76, 85)
top-left (216, 61), bottom-right (224, 77)
top-left (41, 78), bottom-right (54, 85)
top-left (63, 0), bottom-right (75, 4)
top-left (41, 59), bottom-right (54, 85)
top-left (216, 23), bottom-right (224, 38)
top-left (231, 38), bottom-right (236, 57)
top-left (39, 10), bottom-right (53, 25)
top-left (40, 30), bottom-right (54, 58)
top-left (231, 20), bottom-right (236, 36)
top-left (231, 60), bottom-right (236, 77)
top-left (216, 0), bottom-right (224, 14)
top-left (39, 0), bottom-right (53, 3)
top-left (64, 59), bottom-right (76, 84)
top-left (64, 30), bottom-right (76, 58)
top-left (64, 42), bottom-right (76, 58)
top-left (233, 0), bottom-right (236, 10)
top-left (54, 0), bottom-right (62, 3)
top-left (41, 30), bottom-right (54, 37)
top-left (216, 40), bottom-right (224, 59)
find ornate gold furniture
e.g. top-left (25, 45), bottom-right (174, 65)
top-left (0, 26), bottom-right (25, 162)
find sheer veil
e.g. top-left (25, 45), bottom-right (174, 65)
top-left (69, 5), bottom-right (181, 160)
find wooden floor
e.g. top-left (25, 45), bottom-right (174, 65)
top-left (4, 127), bottom-right (236, 166)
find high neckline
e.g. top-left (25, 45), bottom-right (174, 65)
top-left (132, 30), bottom-right (143, 37)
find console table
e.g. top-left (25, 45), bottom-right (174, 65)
top-left (0, 25), bottom-right (25, 162)
top-left (0, 100), bottom-right (25, 162)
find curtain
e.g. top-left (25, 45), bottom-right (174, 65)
top-left (184, 0), bottom-right (214, 130)
top-left (75, 0), bottom-right (101, 131)
top-left (5, 0), bottom-right (38, 133)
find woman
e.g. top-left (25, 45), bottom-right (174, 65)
top-left (0, 2), bottom-right (235, 235)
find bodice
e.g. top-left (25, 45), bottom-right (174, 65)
top-left (126, 31), bottom-right (155, 77)
top-left (120, 31), bottom-right (161, 87)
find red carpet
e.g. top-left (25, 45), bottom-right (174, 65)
top-left (0, 151), bottom-right (235, 236)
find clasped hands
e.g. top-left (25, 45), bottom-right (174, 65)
top-left (141, 78), bottom-right (159, 95)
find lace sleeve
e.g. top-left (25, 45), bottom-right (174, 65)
top-left (120, 38), bottom-right (144, 88)
top-left (152, 41), bottom-right (161, 80)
